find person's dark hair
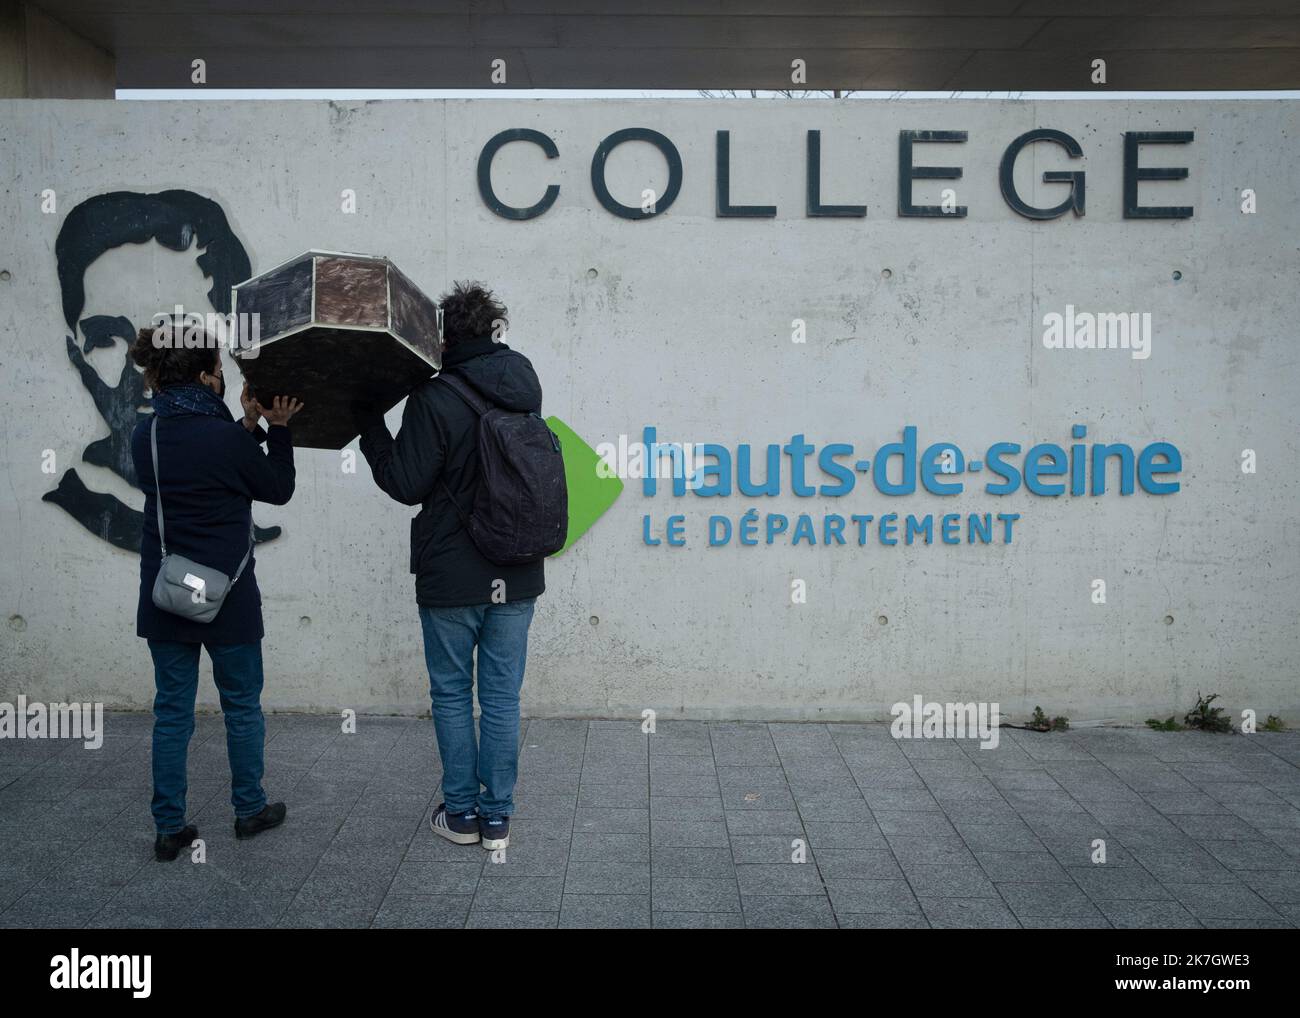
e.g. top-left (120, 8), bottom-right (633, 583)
top-left (438, 280), bottom-right (507, 346)
top-left (129, 321), bottom-right (219, 392)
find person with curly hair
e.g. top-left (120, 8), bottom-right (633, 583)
top-left (357, 281), bottom-right (547, 853)
top-left (129, 316), bottom-right (302, 861)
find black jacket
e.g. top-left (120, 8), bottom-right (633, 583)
top-left (132, 416), bottom-right (295, 644)
top-left (359, 336), bottom-right (546, 607)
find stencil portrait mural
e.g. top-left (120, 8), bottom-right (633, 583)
top-left (43, 189), bottom-right (281, 552)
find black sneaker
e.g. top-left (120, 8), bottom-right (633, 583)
top-left (234, 802), bottom-right (287, 840)
top-left (430, 802), bottom-right (480, 845)
top-left (479, 814), bottom-right (510, 851)
top-left (154, 824), bottom-right (199, 862)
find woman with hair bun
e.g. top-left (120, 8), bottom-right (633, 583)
top-left (128, 317), bottom-right (302, 861)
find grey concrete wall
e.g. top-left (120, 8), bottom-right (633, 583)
top-left (0, 98), bottom-right (1296, 723)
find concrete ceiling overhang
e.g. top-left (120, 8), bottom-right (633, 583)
top-left (30, 0), bottom-right (1300, 92)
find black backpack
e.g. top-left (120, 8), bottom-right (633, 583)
top-left (437, 371), bottom-right (568, 566)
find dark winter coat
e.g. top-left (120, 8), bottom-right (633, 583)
top-left (359, 336), bottom-right (546, 607)
top-left (132, 409), bottom-right (295, 644)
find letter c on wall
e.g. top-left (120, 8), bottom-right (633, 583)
top-left (478, 128), bottom-right (560, 220)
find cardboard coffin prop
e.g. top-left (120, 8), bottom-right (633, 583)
top-left (231, 251), bottom-right (442, 449)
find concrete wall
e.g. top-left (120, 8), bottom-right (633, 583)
top-left (0, 98), bottom-right (1296, 723)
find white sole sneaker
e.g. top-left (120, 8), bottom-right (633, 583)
top-left (481, 831), bottom-right (510, 851)
top-left (430, 809), bottom-right (480, 845)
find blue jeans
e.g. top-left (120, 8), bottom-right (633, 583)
top-left (148, 640), bottom-right (268, 835)
top-left (418, 597), bottom-right (537, 818)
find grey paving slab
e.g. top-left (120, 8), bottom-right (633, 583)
top-left (860, 786), bottom-right (942, 811)
top-left (564, 859), bottom-right (650, 895)
top-left (477, 840), bottom-right (569, 877)
top-left (1098, 899), bottom-right (1204, 929)
top-left (720, 786), bottom-right (795, 811)
top-left (649, 796), bottom-right (724, 821)
top-left (2, 714), bottom-right (1297, 929)
top-left (875, 811), bottom-right (960, 838)
top-left (735, 863), bottom-right (826, 896)
top-left (388, 859), bottom-right (483, 896)
top-left (975, 851), bottom-right (1069, 883)
top-left (953, 821), bottom-right (1045, 852)
top-left (275, 904), bottom-right (375, 928)
top-left (730, 834), bottom-right (807, 864)
top-left (921, 898), bottom-right (1021, 928)
top-left (888, 836), bottom-right (977, 867)
top-left (996, 881), bottom-right (1107, 920)
top-left (839, 913), bottom-right (931, 928)
top-left (471, 875), bottom-right (564, 912)
top-left (802, 821), bottom-right (890, 851)
top-left (812, 848), bottom-right (905, 880)
top-left (577, 782), bottom-right (648, 808)
top-left (825, 878), bottom-right (922, 914)
top-left (652, 876), bottom-right (741, 912)
top-left (574, 806), bottom-right (651, 833)
top-left (1021, 916), bottom-right (1113, 928)
top-left (570, 832), bottom-right (649, 862)
top-left (654, 910), bottom-right (746, 928)
top-left (904, 863), bottom-right (999, 898)
top-left (1165, 881), bottom-right (1285, 922)
top-left (742, 894), bottom-right (838, 928)
top-left (559, 893), bottom-right (652, 928)
top-left (653, 819), bottom-right (730, 848)
top-left (652, 846), bottom-right (736, 879)
top-left (465, 909), bottom-right (559, 928)
top-left (0, 881), bottom-right (119, 928)
top-left (372, 894), bottom-right (472, 928)
top-left (1066, 863), bottom-right (1172, 901)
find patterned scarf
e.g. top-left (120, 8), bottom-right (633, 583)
top-left (151, 383), bottom-right (233, 421)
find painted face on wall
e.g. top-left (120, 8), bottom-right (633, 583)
top-left (69, 243), bottom-right (214, 487)
top-left (43, 189), bottom-right (279, 553)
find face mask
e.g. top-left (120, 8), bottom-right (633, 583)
top-left (206, 371), bottom-right (225, 399)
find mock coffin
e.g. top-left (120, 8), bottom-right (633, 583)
top-left (231, 251), bottom-right (442, 449)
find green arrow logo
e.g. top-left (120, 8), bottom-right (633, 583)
top-left (546, 416), bottom-right (623, 555)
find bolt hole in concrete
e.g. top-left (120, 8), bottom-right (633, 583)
top-left (299, 616), bottom-right (311, 627)
top-left (589, 615), bottom-right (599, 626)
top-left (586, 268), bottom-right (598, 279)
top-left (0, 270), bottom-right (11, 281)
top-left (8, 614), bottom-right (25, 631)
top-left (1164, 615), bottom-right (1175, 625)
top-left (1172, 270), bottom-right (1183, 281)
top-left (881, 268), bottom-right (892, 279)
top-left (877, 615), bottom-right (888, 625)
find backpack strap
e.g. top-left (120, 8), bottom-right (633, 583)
top-left (437, 371), bottom-right (494, 415)
top-left (434, 372), bottom-right (490, 532)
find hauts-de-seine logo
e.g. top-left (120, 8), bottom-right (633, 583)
top-left (576, 424), bottom-right (1182, 551)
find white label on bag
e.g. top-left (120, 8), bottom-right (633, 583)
top-left (183, 573), bottom-right (206, 592)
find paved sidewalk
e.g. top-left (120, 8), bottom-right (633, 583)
top-left (1, 714), bottom-right (1298, 929)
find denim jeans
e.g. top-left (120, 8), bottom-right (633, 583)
top-left (418, 597), bottom-right (537, 818)
top-left (148, 639), bottom-right (268, 835)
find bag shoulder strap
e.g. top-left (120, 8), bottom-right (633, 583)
top-left (150, 414), bottom-right (254, 580)
top-left (150, 415), bottom-right (167, 557)
top-left (433, 372), bottom-right (491, 530)
top-left (437, 371), bottom-right (494, 416)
